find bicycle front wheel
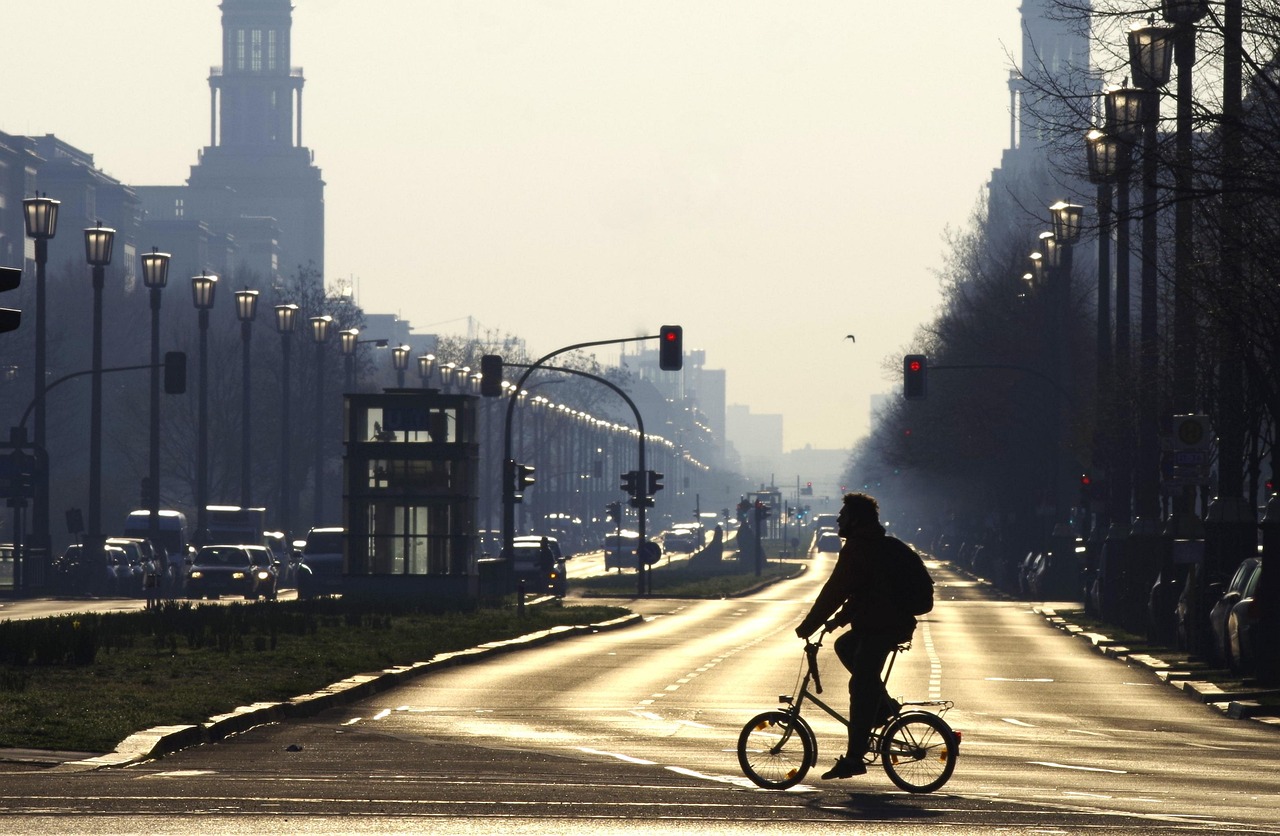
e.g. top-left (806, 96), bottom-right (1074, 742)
top-left (737, 710), bottom-right (815, 790)
top-left (880, 711), bottom-right (958, 793)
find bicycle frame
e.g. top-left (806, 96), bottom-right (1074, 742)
top-left (776, 634), bottom-right (953, 761)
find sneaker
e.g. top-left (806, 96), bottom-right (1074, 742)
top-left (820, 755), bottom-right (868, 779)
top-left (874, 698), bottom-right (902, 727)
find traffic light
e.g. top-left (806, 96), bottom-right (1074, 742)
top-left (0, 266), bottom-right (22, 334)
top-left (903, 354), bottom-right (927, 400)
top-left (480, 354), bottom-right (503, 397)
top-left (659, 325), bottom-right (683, 371)
top-left (163, 351), bottom-right (187, 394)
top-left (620, 470), bottom-right (640, 497)
top-left (506, 459), bottom-right (536, 502)
top-left (647, 470), bottom-right (664, 495)
top-left (606, 500), bottom-right (622, 522)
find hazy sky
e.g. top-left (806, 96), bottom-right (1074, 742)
top-left (5, 1), bottom-right (1023, 452)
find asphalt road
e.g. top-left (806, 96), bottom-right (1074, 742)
top-left (1, 558), bottom-right (1276, 835)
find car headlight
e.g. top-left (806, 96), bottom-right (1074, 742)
top-left (256, 571), bottom-right (270, 581)
top-left (189, 570), bottom-right (203, 580)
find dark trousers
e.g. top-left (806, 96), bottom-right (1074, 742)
top-left (833, 630), bottom-right (900, 758)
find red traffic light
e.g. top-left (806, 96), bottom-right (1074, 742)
top-left (903, 354), bottom-right (927, 399)
top-left (659, 325), bottom-right (683, 371)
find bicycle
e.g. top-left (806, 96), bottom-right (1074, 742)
top-left (736, 629), bottom-right (960, 792)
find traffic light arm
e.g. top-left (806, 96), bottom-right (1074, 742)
top-left (15, 359), bottom-right (181, 431)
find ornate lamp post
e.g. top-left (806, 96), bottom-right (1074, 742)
top-left (340, 328), bottom-right (360, 391)
top-left (275, 303), bottom-right (299, 541)
top-left (1086, 128), bottom-right (1129, 535)
top-left (392, 344), bottom-right (411, 388)
top-left (310, 314), bottom-right (333, 525)
top-left (191, 272), bottom-right (218, 543)
top-left (234, 288), bottom-right (260, 506)
top-left (418, 353), bottom-right (437, 389)
top-left (83, 222), bottom-right (115, 564)
top-left (1128, 19), bottom-right (1175, 524)
top-left (140, 247), bottom-right (171, 555)
top-left (22, 194), bottom-right (58, 559)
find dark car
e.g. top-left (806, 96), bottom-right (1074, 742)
top-left (604, 531), bottom-right (640, 571)
top-left (806, 530), bottom-right (842, 559)
top-left (1226, 560), bottom-right (1262, 673)
top-left (296, 527), bottom-right (345, 600)
top-left (186, 545), bottom-right (277, 600)
top-left (1209, 556), bottom-right (1260, 668)
top-left (511, 535), bottom-right (567, 596)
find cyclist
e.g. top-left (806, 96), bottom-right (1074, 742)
top-left (795, 492), bottom-right (923, 779)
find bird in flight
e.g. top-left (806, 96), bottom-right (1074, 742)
top-left (844, 335), bottom-right (855, 342)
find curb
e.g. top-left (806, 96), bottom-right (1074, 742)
top-left (1035, 606), bottom-right (1280, 726)
top-left (48, 612), bottom-right (644, 772)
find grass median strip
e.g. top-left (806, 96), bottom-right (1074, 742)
top-left (0, 599), bottom-right (627, 754)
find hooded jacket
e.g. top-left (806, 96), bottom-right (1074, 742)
top-left (796, 520), bottom-right (918, 641)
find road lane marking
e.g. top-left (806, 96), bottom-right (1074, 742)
top-left (1029, 761), bottom-right (1128, 774)
top-left (986, 677), bottom-right (1054, 683)
top-left (1002, 718), bottom-right (1037, 727)
top-left (577, 747), bottom-right (656, 765)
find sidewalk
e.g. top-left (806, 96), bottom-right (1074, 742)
top-left (1035, 605), bottom-right (1280, 728)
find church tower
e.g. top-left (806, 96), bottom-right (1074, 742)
top-left (186, 0), bottom-right (324, 284)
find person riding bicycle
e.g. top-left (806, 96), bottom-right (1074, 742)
top-left (795, 492), bottom-right (921, 779)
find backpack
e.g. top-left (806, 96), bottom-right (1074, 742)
top-left (883, 538), bottom-right (934, 615)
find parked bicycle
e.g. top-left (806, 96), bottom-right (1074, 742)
top-left (737, 629), bottom-right (960, 792)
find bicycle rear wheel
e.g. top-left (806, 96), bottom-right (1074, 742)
top-left (880, 711), bottom-right (958, 793)
top-left (737, 710), bottom-right (815, 790)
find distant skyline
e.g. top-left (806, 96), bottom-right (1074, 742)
top-left (5, 1), bottom-right (1024, 452)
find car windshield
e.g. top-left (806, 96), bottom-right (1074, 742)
top-left (248, 550), bottom-right (273, 567)
top-left (197, 547), bottom-right (250, 568)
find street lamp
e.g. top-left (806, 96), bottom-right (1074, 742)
top-left (418, 353), bottom-right (437, 389)
top-left (1129, 19), bottom-right (1175, 524)
top-left (140, 247), bottom-right (170, 558)
top-left (310, 314), bottom-right (333, 525)
top-left (234, 288), bottom-right (260, 506)
top-left (275, 303), bottom-right (299, 541)
top-left (22, 194), bottom-right (58, 561)
top-left (191, 272), bottom-right (218, 543)
top-left (392, 344), bottom-right (411, 388)
top-left (83, 222), bottom-right (115, 568)
top-left (339, 328), bottom-right (360, 391)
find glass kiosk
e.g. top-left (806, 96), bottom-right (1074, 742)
top-left (342, 390), bottom-right (480, 601)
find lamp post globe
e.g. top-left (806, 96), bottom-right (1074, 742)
top-left (1050, 201), bottom-right (1085, 246)
top-left (392, 344), bottom-right (410, 388)
top-left (418, 353), bottom-right (436, 388)
top-left (1128, 21), bottom-right (1176, 90)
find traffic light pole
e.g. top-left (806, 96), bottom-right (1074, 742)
top-left (503, 350), bottom-right (656, 596)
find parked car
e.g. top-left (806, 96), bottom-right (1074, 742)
top-left (806, 530), bottom-right (842, 559)
top-left (510, 535), bottom-right (567, 596)
top-left (105, 537), bottom-right (156, 597)
top-left (296, 527), bottom-right (345, 599)
top-left (1226, 559), bottom-right (1262, 673)
top-left (185, 545), bottom-right (278, 600)
top-left (1208, 556), bottom-right (1259, 667)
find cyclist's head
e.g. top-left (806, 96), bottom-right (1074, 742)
top-left (839, 493), bottom-right (879, 533)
